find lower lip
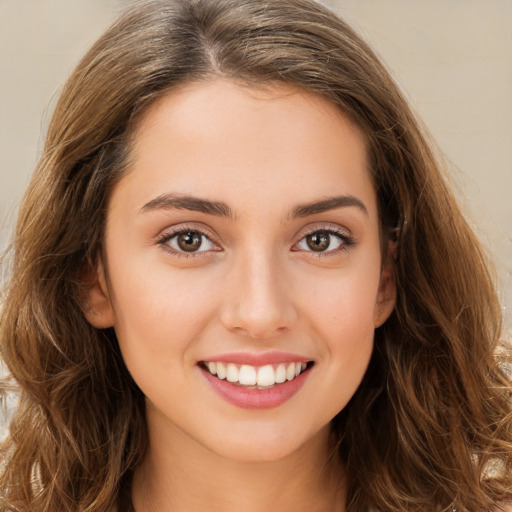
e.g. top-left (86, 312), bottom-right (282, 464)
top-left (200, 366), bottom-right (311, 410)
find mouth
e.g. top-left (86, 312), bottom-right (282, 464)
top-left (198, 360), bottom-right (314, 389)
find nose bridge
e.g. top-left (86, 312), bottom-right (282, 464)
top-left (220, 244), bottom-right (296, 339)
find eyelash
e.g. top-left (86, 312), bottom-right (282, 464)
top-left (156, 225), bottom-right (356, 258)
top-left (299, 227), bottom-right (356, 255)
top-left (156, 225), bottom-right (220, 258)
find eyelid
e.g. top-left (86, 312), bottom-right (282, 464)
top-left (155, 223), bottom-right (222, 256)
top-left (292, 224), bottom-right (356, 255)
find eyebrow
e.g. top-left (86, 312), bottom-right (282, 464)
top-left (138, 193), bottom-right (368, 219)
top-left (139, 193), bottom-right (234, 218)
top-left (290, 195), bottom-right (368, 218)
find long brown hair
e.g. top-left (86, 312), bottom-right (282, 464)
top-left (1, 1), bottom-right (511, 510)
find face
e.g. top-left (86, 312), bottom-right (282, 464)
top-left (85, 79), bottom-right (395, 462)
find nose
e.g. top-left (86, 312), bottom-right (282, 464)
top-left (219, 249), bottom-right (298, 340)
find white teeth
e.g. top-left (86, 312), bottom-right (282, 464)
top-left (204, 360), bottom-right (309, 387)
top-left (257, 365), bottom-right (275, 387)
top-left (275, 364), bottom-right (286, 383)
top-left (239, 365), bottom-right (257, 386)
top-left (216, 362), bottom-right (227, 380)
top-left (226, 363), bottom-right (239, 383)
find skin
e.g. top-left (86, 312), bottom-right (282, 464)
top-left (85, 79), bottom-right (395, 511)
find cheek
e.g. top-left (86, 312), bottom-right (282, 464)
top-left (301, 260), bottom-right (381, 331)
top-left (297, 257), bottom-right (380, 374)
top-left (107, 260), bottom-right (221, 362)
top-left (319, 276), bottom-right (378, 407)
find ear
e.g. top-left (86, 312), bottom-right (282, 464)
top-left (374, 240), bottom-right (397, 328)
top-left (81, 259), bottom-right (115, 329)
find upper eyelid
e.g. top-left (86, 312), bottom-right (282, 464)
top-left (156, 227), bottom-right (221, 258)
top-left (292, 225), bottom-right (356, 254)
top-left (295, 229), bottom-right (350, 245)
top-left (294, 222), bottom-right (352, 240)
top-left (155, 223), bottom-right (218, 243)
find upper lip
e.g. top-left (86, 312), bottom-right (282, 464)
top-left (199, 351), bottom-right (312, 366)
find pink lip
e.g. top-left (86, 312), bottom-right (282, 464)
top-left (200, 351), bottom-right (311, 366)
top-left (199, 362), bottom-right (312, 411)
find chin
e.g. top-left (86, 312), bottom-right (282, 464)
top-left (206, 421), bottom-right (331, 464)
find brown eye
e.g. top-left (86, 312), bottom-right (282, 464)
top-left (177, 231), bottom-right (203, 252)
top-left (305, 231), bottom-right (330, 252)
top-left (295, 228), bottom-right (350, 254)
top-left (161, 229), bottom-right (216, 254)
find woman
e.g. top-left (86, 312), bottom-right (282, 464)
top-left (1, 0), bottom-right (511, 510)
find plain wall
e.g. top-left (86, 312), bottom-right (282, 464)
top-left (0, 0), bottom-right (511, 332)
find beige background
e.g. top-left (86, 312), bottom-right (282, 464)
top-left (0, 0), bottom-right (511, 332)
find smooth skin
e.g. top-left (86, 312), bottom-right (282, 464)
top-left (85, 79), bottom-right (395, 512)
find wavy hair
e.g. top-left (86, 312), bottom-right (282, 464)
top-left (1, 0), bottom-right (511, 510)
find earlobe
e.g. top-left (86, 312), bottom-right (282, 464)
top-left (374, 241), bottom-right (397, 328)
top-left (81, 259), bottom-right (115, 329)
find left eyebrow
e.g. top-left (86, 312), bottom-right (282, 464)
top-left (290, 195), bottom-right (368, 218)
top-left (138, 193), bottom-right (234, 218)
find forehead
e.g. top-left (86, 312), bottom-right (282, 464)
top-left (133, 79), bottom-right (367, 155)
top-left (114, 79), bottom-right (376, 221)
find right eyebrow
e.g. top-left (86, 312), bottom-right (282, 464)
top-left (138, 193), bottom-right (234, 218)
top-left (290, 195), bottom-right (368, 218)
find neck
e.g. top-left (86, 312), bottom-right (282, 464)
top-left (131, 410), bottom-right (346, 512)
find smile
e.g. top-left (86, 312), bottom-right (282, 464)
top-left (198, 358), bottom-right (314, 410)
top-left (201, 361), bottom-right (310, 388)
